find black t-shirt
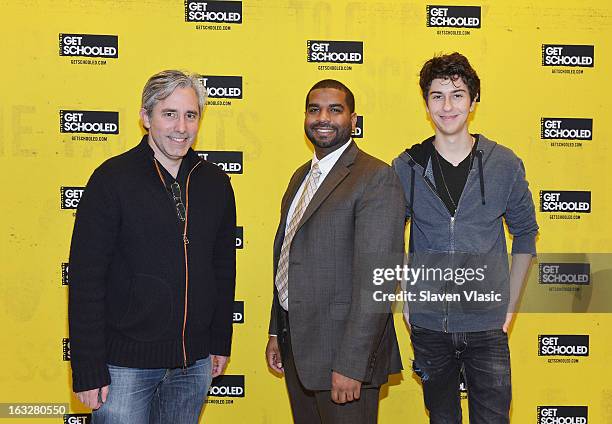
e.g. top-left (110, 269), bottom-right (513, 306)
top-left (430, 140), bottom-right (478, 216)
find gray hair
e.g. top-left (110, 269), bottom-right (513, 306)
top-left (141, 70), bottom-right (207, 117)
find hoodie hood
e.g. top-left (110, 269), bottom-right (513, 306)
top-left (401, 135), bottom-right (435, 168)
top-left (395, 134), bottom-right (496, 208)
top-left (396, 134), bottom-right (497, 170)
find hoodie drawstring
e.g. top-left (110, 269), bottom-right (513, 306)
top-left (407, 159), bottom-right (416, 254)
top-left (476, 150), bottom-right (485, 205)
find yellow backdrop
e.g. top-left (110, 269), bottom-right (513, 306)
top-left (1, 0), bottom-right (611, 422)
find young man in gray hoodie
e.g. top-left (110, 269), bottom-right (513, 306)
top-left (392, 53), bottom-right (538, 423)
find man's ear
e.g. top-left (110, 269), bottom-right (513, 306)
top-left (140, 108), bottom-right (150, 129)
top-left (351, 112), bottom-right (357, 131)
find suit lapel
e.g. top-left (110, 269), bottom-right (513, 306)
top-left (295, 142), bottom-right (359, 234)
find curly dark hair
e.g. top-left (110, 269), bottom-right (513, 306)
top-left (419, 53), bottom-right (480, 102)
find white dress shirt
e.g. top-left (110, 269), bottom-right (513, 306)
top-left (284, 139), bottom-right (353, 231)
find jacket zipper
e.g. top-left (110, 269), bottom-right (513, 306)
top-left (405, 153), bottom-right (474, 332)
top-left (181, 161), bottom-right (202, 368)
top-left (152, 158), bottom-right (202, 369)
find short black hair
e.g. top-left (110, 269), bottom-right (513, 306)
top-left (419, 52), bottom-right (480, 102)
top-left (305, 79), bottom-right (355, 113)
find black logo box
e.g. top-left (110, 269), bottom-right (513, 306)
top-left (60, 110), bottom-right (119, 134)
top-left (184, 0), bottom-right (242, 23)
top-left (199, 76), bottom-right (242, 99)
top-left (538, 335), bottom-right (589, 355)
top-left (62, 263), bottom-right (69, 286)
top-left (537, 406), bottom-right (588, 420)
top-left (352, 116), bottom-right (364, 138)
top-left (307, 40), bottom-right (364, 64)
top-left (542, 44), bottom-right (594, 67)
top-left (62, 338), bottom-right (70, 361)
top-left (61, 187), bottom-right (85, 210)
top-left (209, 375), bottom-right (245, 397)
top-left (236, 226), bottom-right (243, 249)
top-left (538, 263), bottom-right (590, 285)
top-left (59, 34), bottom-right (118, 58)
top-left (539, 190), bottom-right (591, 212)
top-left (64, 414), bottom-right (92, 424)
top-left (197, 151), bottom-right (243, 173)
top-left (233, 300), bottom-right (244, 323)
top-left (540, 118), bottom-right (593, 139)
top-left (426, 5), bottom-right (481, 28)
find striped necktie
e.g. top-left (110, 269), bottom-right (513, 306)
top-left (275, 163), bottom-right (322, 310)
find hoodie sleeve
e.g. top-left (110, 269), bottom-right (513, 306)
top-left (505, 159), bottom-right (538, 255)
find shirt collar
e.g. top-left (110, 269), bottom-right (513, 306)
top-left (311, 138), bottom-right (353, 175)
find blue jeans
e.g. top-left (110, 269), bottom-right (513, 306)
top-left (92, 356), bottom-right (212, 424)
top-left (410, 326), bottom-right (511, 424)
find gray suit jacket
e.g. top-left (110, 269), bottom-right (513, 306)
top-left (269, 141), bottom-right (405, 390)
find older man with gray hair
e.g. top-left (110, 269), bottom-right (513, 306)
top-left (68, 70), bottom-right (236, 423)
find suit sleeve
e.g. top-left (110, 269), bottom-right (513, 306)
top-left (332, 166), bottom-right (405, 382)
top-left (209, 175), bottom-right (237, 356)
top-left (68, 167), bottom-right (118, 392)
top-left (391, 157), bottom-right (413, 220)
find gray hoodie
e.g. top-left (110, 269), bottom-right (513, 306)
top-left (392, 134), bottom-right (538, 332)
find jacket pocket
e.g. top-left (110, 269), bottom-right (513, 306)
top-left (118, 273), bottom-right (175, 342)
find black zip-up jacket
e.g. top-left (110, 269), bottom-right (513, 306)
top-left (68, 136), bottom-right (236, 392)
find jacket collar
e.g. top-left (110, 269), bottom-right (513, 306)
top-left (276, 141), bottom-right (359, 241)
top-left (135, 134), bottom-right (202, 170)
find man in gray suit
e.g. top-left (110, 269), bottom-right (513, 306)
top-left (265, 79), bottom-right (405, 423)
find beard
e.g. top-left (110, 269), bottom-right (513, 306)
top-left (304, 121), bottom-right (352, 150)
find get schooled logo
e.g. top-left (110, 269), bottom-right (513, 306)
top-left (62, 263), bottom-right (69, 286)
top-left (538, 335), bottom-right (589, 357)
top-left (61, 187), bottom-right (85, 210)
top-left (235, 226), bottom-right (244, 249)
top-left (59, 34), bottom-right (118, 57)
top-left (197, 150), bottom-right (243, 173)
top-left (198, 76), bottom-right (242, 106)
top-left (352, 116), bottom-right (364, 139)
top-left (537, 406), bottom-right (588, 424)
top-left (539, 263), bottom-right (590, 285)
top-left (185, 0), bottom-right (242, 29)
top-left (63, 414), bottom-right (92, 424)
top-left (60, 111), bottom-right (119, 135)
top-left (541, 118), bottom-right (592, 148)
top-left (426, 6), bottom-right (481, 28)
top-left (542, 45), bottom-right (594, 67)
top-left (62, 338), bottom-right (70, 361)
top-left (540, 191), bottom-right (591, 220)
top-left (59, 34), bottom-right (117, 65)
top-left (542, 45), bottom-right (594, 75)
top-left (307, 40), bottom-right (363, 70)
top-left (208, 375), bottom-right (245, 397)
top-left (233, 301), bottom-right (244, 323)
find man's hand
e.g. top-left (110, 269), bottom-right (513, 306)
top-left (76, 386), bottom-right (109, 410)
top-left (502, 312), bottom-right (514, 333)
top-left (211, 355), bottom-right (229, 378)
top-left (265, 336), bottom-right (284, 374)
top-left (331, 371), bottom-right (361, 404)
